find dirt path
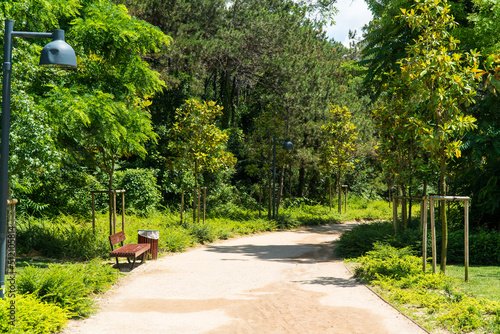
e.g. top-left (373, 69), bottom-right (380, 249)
top-left (63, 222), bottom-right (427, 334)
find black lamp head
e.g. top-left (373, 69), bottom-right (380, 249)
top-left (282, 139), bottom-right (294, 150)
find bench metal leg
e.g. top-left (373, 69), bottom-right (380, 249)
top-left (128, 253), bottom-right (146, 270)
top-left (129, 256), bottom-right (137, 270)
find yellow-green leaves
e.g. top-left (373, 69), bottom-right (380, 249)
top-left (168, 99), bottom-right (236, 185)
top-left (397, 0), bottom-right (479, 163)
top-left (320, 104), bottom-right (358, 178)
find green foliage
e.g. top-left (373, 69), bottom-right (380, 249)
top-left (320, 104), bottom-right (358, 197)
top-left (161, 225), bottom-right (196, 253)
top-left (351, 243), bottom-right (500, 333)
top-left (168, 99), bottom-right (236, 185)
top-left (16, 215), bottom-right (109, 260)
top-left (182, 222), bottom-right (217, 244)
top-left (353, 243), bottom-right (421, 281)
top-left (0, 0), bottom-right (171, 217)
top-left (437, 297), bottom-right (494, 333)
top-left (447, 228), bottom-right (500, 265)
top-left (336, 221), bottom-right (421, 258)
top-left (12, 168), bottom-right (105, 217)
top-left (16, 259), bottom-right (120, 318)
top-left (468, 0), bottom-right (500, 55)
top-left (45, 86), bottom-right (159, 191)
top-left (115, 168), bottom-right (162, 215)
top-left (0, 294), bottom-right (69, 334)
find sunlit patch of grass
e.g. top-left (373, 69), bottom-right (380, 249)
top-left (447, 265), bottom-right (500, 301)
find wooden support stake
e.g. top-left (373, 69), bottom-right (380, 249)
top-left (203, 187), bottom-right (207, 224)
top-left (92, 193), bottom-right (95, 234)
top-left (113, 191), bottom-right (117, 235)
top-left (422, 199), bottom-right (428, 272)
top-left (465, 199), bottom-right (469, 282)
top-left (430, 199), bottom-right (436, 273)
top-left (393, 196), bottom-right (397, 235)
top-left (197, 187), bottom-right (201, 224)
top-left (343, 186), bottom-right (347, 213)
top-left (180, 188), bottom-right (184, 224)
top-left (121, 192), bottom-right (125, 233)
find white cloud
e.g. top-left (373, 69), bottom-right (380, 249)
top-left (326, 0), bottom-right (373, 46)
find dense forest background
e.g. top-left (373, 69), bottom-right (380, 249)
top-left (2, 0), bottom-right (500, 231)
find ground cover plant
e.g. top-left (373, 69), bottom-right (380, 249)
top-left (0, 259), bottom-right (121, 333)
top-left (350, 243), bottom-right (500, 333)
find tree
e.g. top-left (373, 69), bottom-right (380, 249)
top-left (397, 0), bottom-right (479, 272)
top-left (44, 88), bottom-right (158, 191)
top-left (2, 0), bottom-right (172, 216)
top-left (244, 103), bottom-right (288, 218)
top-left (320, 105), bottom-right (358, 212)
top-left (373, 74), bottom-right (436, 229)
top-left (167, 99), bottom-right (236, 221)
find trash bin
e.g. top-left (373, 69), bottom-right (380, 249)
top-left (138, 229), bottom-right (159, 260)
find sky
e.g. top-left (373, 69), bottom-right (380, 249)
top-left (325, 0), bottom-right (373, 46)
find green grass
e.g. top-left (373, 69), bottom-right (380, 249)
top-left (447, 265), bottom-right (500, 301)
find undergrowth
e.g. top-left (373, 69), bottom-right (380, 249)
top-left (16, 258), bottom-right (120, 318)
top-left (351, 244), bottom-right (500, 333)
top-left (1, 259), bottom-right (120, 333)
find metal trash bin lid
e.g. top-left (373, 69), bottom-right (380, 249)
top-left (138, 229), bottom-right (159, 239)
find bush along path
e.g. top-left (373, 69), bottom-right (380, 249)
top-left (61, 222), bottom-right (426, 334)
top-left (0, 259), bottom-right (121, 333)
top-left (351, 243), bottom-right (500, 333)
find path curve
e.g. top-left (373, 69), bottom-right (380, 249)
top-left (63, 222), bottom-right (427, 334)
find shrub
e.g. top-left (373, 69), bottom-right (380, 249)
top-left (336, 220), bottom-right (422, 259)
top-left (16, 215), bottom-right (108, 259)
top-left (353, 243), bottom-right (421, 281)
top-left (17, 259), bottom-right (120, 318)
top-left (351, 243), bottom-right (500, 333)
top-left (0, 294), bottom-right (68, 334)
top-left (336, 221), bottom-right (395, 258)
top-left (115, 168), bottom-right (162, 215)
top-left (438, 297), bottom-right (500, 333)
top-left (160, 226), bottom-right (196, 252)
top-left (185, 222), bottom-right (218, 244)
top-left (13, 169), bottom-right (106, 217)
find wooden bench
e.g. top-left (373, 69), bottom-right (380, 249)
top-left (109, 231), bottom-right (150, 270)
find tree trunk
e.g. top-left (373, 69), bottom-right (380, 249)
top-left (268, 185), bottom-right (272, 220)
top-left (220, 70), bottom-right (232, 129)
top-left (408, 186), bottom-right (412, 226)
top-left (258, 186), bottom-right (262, 218)
top-left (337, 172), bottom-right (341, 214)
top-left (397, 185), bottom-right (403, 231)
top-left (194, 160), bottom-right (199, 223)
top-left (440, 158), bottom-right (447, 273)
top-left (402, 186), bottom-right (407, 232)
top-left (329, 178), bottom-right (332, 211)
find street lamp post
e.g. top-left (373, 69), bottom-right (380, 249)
top-left (272, 135), bottom-right (293, 219)
top-left (0, 19), bottom-right (77, 299)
